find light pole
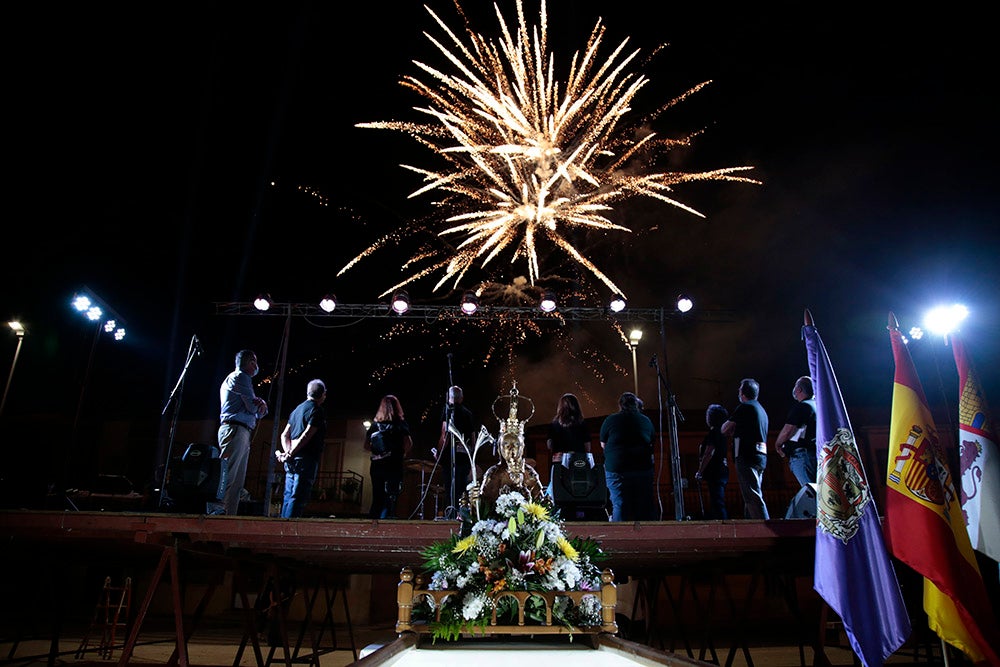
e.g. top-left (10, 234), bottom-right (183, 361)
top-left (628, 328), bottom-right (642, 396)
top-left (1, 321), bottom-right (26, 418)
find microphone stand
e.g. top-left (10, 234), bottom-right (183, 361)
top-left (651, 352), bottom-right (686, 521)
top-left (158, 335), bottom-right (199, 509)
top-left (444, 355), bottom-right (458, 519)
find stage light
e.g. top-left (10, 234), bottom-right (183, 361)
top-left (253, 294), bottom-right (272, 311)
top-left (72, 295), bottom-right (92, 312)
top-left (923, 303), bottom-right (968, 337)
top-left (539, 290), bottom-right (557, 313)
top-left (391, 290), bottom-right (411, 315)
top-left (676, 294), bottom-right (693, 313)
top-left (319, 294), bottom-right (337, 313)
top-left (71, 289), bottom-right (126, 343)
top-left (909, 326), bottom-right (924, 341)
top-left (460, 291), bottom-right (479, 315)
top-left (609, 296), bottom-right (626, 313)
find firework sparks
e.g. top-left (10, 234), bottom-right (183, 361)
top-left (344, 0), bottom-right (758, 299)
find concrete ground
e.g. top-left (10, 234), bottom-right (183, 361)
top-left (2, 617), bottom-right (934, 667)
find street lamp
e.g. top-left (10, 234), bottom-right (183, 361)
top-left (628, 329), bottom-right (642, 396)
top-left (1, 321), bottom-right (26, 418)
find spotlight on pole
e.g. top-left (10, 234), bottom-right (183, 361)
top-left (627, 329), bottom-right (642, 396)
top-left (253, 294), bottom-right (272, 311)
top-left (539, 290), bottom-right (558, 313)
top-left (609, 296), bottom-right (626, 313)
top-left (71, 289), bottom-right (127, 342)
top-left (391, 290), bottom-right (411, 315)
top-left (319, 294), bottom-right (337, 313)
top-left (923, 303), bottom-right (968, 337)
top-left (676, 293), bottom-right (693, 313)
top-left (1, 321), bottom-right (26, 418)
top-left (460, 291), bottom-right (479, 315)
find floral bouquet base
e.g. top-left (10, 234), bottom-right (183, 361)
top-left (395, 491), bottom-right (618, 641)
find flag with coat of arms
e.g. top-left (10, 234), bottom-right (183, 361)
top-left (886, 313), bottom-right (1000, 665)
top-left (803, 310), bottom-right (909, 667)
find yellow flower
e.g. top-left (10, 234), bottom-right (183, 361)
top-left (557, 536), bottom-right (579, 561)
top-left (523, 502), bottom-right (549, 521)
top-left (452, 535), bottom-right (476, 555)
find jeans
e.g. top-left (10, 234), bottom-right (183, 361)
top-left (605, 469), bottom-right (656, 522)
top-left (281, 457), bottom-right (319, 518)
top-left (787, 447), bottom-right (817, 487)
top-left (735, 453), bottom-right (769, 519)
top-left (208, 422), bottom-right (251, 515)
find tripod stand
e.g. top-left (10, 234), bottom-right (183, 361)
top-left (651, 352), bottom-right (686, 521)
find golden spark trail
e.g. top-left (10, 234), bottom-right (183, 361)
top-left (345, 0), bottom-right (758, 299)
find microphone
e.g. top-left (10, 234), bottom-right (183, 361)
top-left (648, 353), bottom-right (657, 368)
top-left (447, 352), bottom-right (453, 359)
top-left (193, 335), bottom-right (203, 356)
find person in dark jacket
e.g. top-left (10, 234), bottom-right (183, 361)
top-left (599, 392), bottom-right (657, 521)
top-left (365, 394), bottom-right (413, 519)
top-left (695, 403), bottom-right (730, 520)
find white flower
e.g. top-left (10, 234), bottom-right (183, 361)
top-left (578, 594), bottom-right (602, 624)
top-left (494, 491), bottom-right (528, 517)
top-left (461, 592), bottom-right (489, 620)
top-left (472, 519), bottom-right (500, 535)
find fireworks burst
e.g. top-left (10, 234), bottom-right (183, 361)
top-left (343, 0), bottom-right (758, 300)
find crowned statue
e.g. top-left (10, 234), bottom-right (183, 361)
top-left (462, 382), bottom-right (544, 520)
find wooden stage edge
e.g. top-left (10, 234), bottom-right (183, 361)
top-left (1, 510), bottom-right (815, 574)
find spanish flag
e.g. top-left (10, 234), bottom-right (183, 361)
top-left (886, 313), bottom-right (1000, 665)
top-left (950, 333), bottom-right (1000, 563)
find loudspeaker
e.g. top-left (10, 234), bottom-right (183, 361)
top-left (551, 453), bottom-right (608, 520)
top-left (164, 443), bottom-right (227, 513)
top-left (785, 482), bottom-right (818, 519)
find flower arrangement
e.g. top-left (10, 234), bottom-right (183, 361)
top-left (416, 490), bottom-right (608, 641)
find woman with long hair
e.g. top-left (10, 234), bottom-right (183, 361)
top-left (364, 394), bottom-right (413, 519)
top-left (546, 393), bottom-right (594, 511)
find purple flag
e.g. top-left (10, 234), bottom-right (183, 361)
top-left (804, 316), bottom-right (910, 667)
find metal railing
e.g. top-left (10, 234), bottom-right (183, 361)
top-left (248, 470), bottom-right (365, 517)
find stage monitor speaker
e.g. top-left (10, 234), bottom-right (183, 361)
top-left (785, 482), bottom-right (818, 519)
top-left (164, 442), bottom-right (227, 513)
top-left (551, 453), bottom-right (608, 520)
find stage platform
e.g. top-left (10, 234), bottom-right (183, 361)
top-left (2, 510), bottom-right (932, 666)
top-left (0, 509), bottom-right (815, 573)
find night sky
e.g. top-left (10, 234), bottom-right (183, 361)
top-left (4, 2), bottom-right (998, 485)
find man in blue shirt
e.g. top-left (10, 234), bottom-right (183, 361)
top-left (210, 349), bottom-right (268, 515)
top-left (722, 378), bottom-right (769, 519)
